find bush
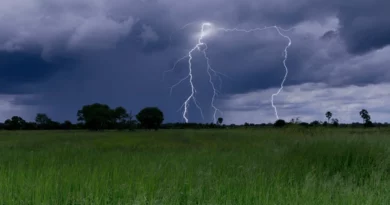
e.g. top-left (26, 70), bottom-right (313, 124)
top-left (274, 119), bottom-right (286, 128)
top-left (136, 107), bottom-right (164, 130)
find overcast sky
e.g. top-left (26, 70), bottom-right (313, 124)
top-left (0, 0), bottom-right (389, 124)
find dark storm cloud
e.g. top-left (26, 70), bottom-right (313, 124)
top-left (202, 34), bottom-right (304, 94)
top-left (160, 0), bottom-right (390, 55)
top-left (234, 0), bottom-right (336, 26)
top-left (0, 52), bottom-right (54, 83)
top-left (230, 0), bottom-right (390, 54)
top-left (1, 0), bottom-right (390, 123)
top-left (15, 47), bottom-right (189, 122)
top-left (0, 51), bottom-right (78, 94)
top-left (337, 0), bottom-right (390, 54)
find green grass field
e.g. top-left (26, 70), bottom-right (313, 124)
top-left (1, 127), bottom-right (390, 204)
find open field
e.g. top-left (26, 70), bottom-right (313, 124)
top-left (1, 127), bottom-right (390, 204)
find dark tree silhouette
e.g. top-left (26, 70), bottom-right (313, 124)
top-left (62, 120), bottom-right (73, 130)
top-left (325, 111), bottom-right (332, 123)
top-left (35, 113), bottom-right (52, 129)
top-left (274, 119), bottom-right (286, 127)
top-left (126, 111), bottom-right (138, 131)
top-left (113, 106), bottom-right (129, 130)
top-left (359, 109), bottom-right (374, 127)
top-left (136, 107), bottom-right (164, 130)
top-left (217, 117), bottom-right (223, 126)
top-left (77, 103), bottom-right (116, 130)
top-left (310, 120), bottom-right (320, 126)
top-left (4, 116), bottom-right (26, 130)
top-left (359, 109), bottom-right (371, 123)
top-left (331, 118), bottom-right (339, 127)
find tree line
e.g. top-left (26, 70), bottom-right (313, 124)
top-left (0, 103), bottom-right (382, 131)
top-left (273, 109), bottom-right (375, 128)
top-left (1, 103), bottom-right (164, 131)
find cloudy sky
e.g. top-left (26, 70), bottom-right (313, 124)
top-left (0, 0), bottom-right (389, 124)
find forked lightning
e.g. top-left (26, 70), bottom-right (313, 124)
top-left (167, 22), bottom-right (293, 123)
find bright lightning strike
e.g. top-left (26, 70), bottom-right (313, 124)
top-left (215, 26), bottom-right (293, 119)
top-left (167, 22), bottom-right (293, 123)
top-left (167, 22), bottom-right (215, 123)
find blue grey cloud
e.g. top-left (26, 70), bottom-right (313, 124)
top-left (1, 0), bottom-right (389, 123)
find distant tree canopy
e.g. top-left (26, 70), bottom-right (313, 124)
top-left (35, 113), bottom-right (52, 129)
top-left (217, 117), bottom-right (223, 125)
top-left (274, 119), bottom-right (286, 127)
top-left (359, 109), bottom-right (374, 127)
top-left (77, 103), bottom-right (112, 130)
top-left (63, 120), bottom-right (72, 130)
top-left (77, 103), bottom-right (134, 130)
top-left (4, 116), bottom-right (26, 130)
top-left (0, 104), bottom-right (383, 131)
top-left (310, 120), bottom-right (320, 126)
top-left (331, 118), bottom-right (339, 127)
top-left (136, 107), bottom-right (164, 130)
top-left (325, 111), bottom-right (332, 122)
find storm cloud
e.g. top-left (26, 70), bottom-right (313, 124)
top-left (0, 0), bottom-right (389, 123)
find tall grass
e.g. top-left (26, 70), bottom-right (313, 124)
top-left (0, 128), bottom-right (389, 204)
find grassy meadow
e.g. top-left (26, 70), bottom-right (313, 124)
top-left (0, 127), bottom-right (390, 204)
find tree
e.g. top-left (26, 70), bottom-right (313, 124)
top-left (126, 111), bottom-right (138, 131)
top-left (136, 107), bottom-right (164, 130)
top-left (325, 111), bottom-right (332, 123)
top-left (274, 119), bottom-right (286, 127)
top-left (113, 107), bottom-right (128, 122)
top-left (217, 117), bottom-right (223, 126)
top-left (310, 120), bottom-right (320, 126)
top-left (24, 122), bottom-right (38, 130)
top-left (76, 122), bottom-right (85, 129)
top-left (300, 122), bottom-right (309, 127)
top-left (4, 116), bottom-right (26, 130)
top-left (359, 109), bottom-right (374, 127)
top-left (113, 106), bottom-right (129, 130)
top-left (47, 120), bottom-right (61, 130)
top-left (35, 113), bottom-right (52, 129)
top-left (365, 120), bottom-right (374, 127)
top-left (290, 117), bottom-right (301, 124)
top-left (62, 120), bottom-right (73, 130)
top-left (77, 103), bottom-right (116, 130)
top-left (359, 109), bottom-right (371, 123)
top-left (331, 118), bottom-right (339, 127)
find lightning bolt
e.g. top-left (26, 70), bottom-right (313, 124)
top-left (167, 23), bottom-right (214, 123)
top-left (167, 22), bottom-right (293, 123)
top-left (271, 27), bottom-right (292, 119)
top-left (216, 26), bottom-right (293, 119)
top-left (202, 40), bottom-right (223, 123)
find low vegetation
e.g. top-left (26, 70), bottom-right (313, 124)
top-left (0, 128), bottom-right (390, 204)
top-left (1, 103), bottom-right (388, 204)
